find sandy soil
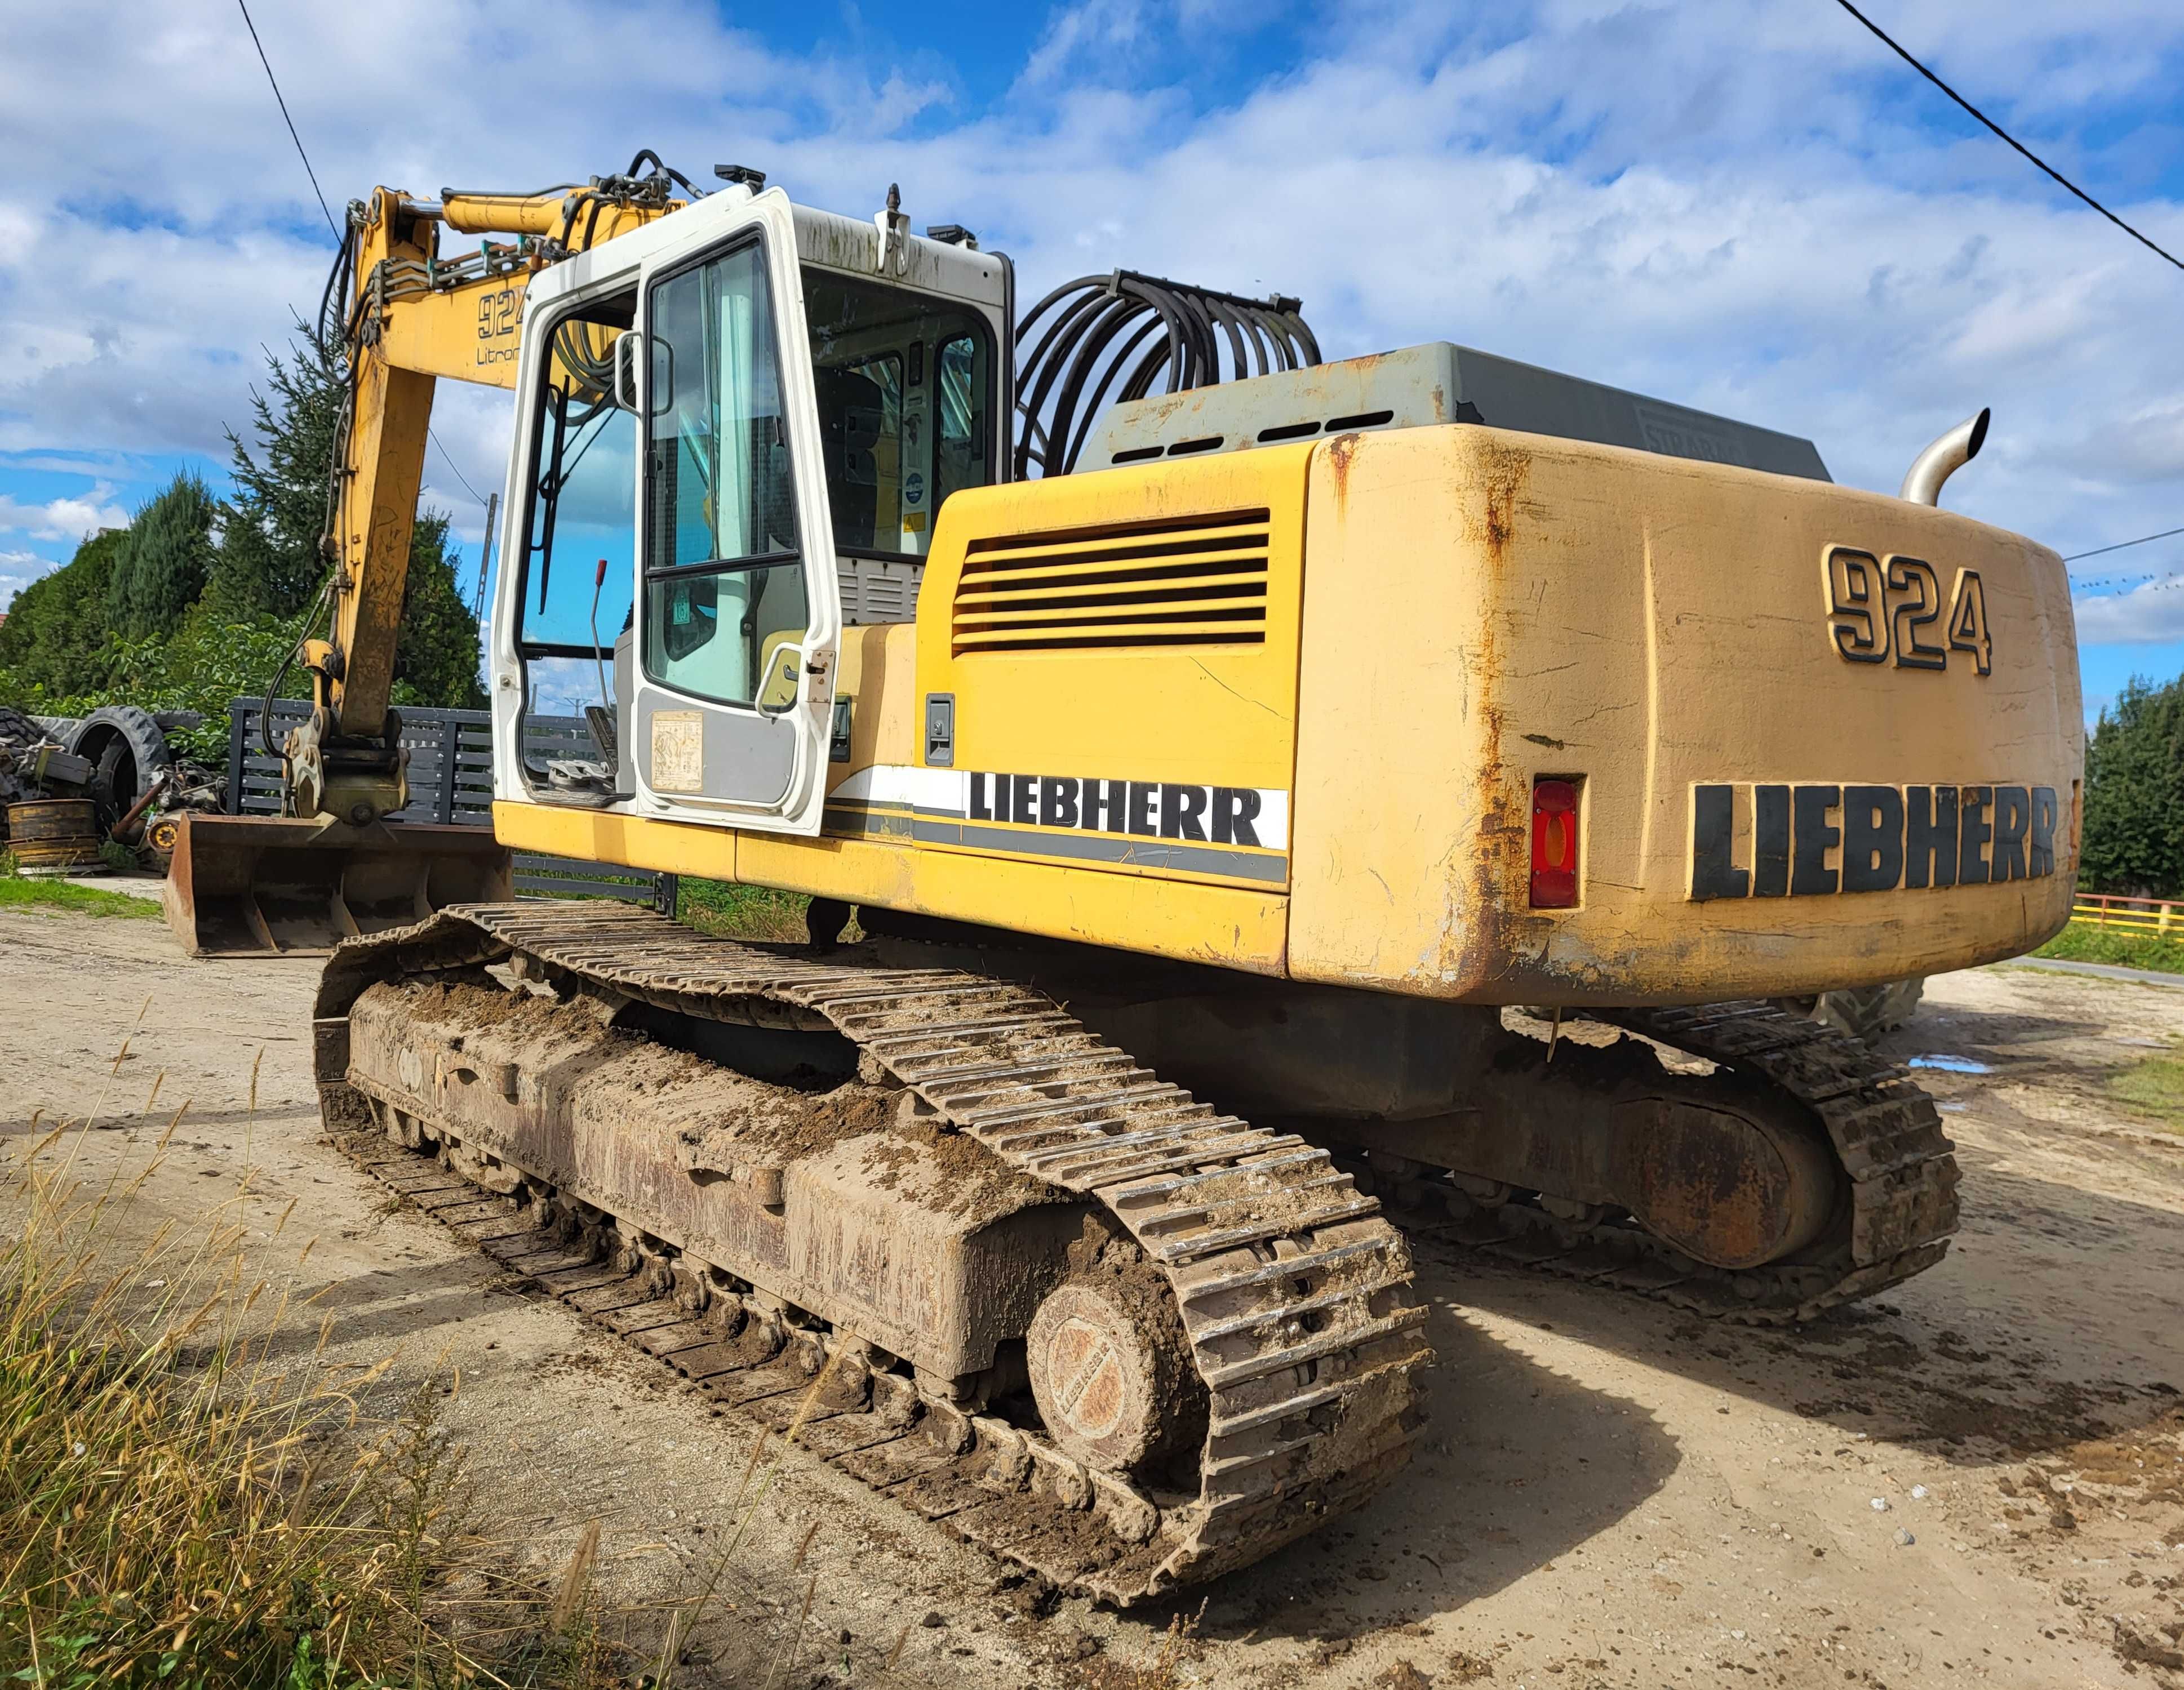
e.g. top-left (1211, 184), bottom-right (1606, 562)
top-left (4, 907), bottom-right (2182, 1689)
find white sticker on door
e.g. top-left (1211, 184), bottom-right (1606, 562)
top-left (651, 711), bottom-right (704, 793)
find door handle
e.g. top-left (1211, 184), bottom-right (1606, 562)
top-left (758, 642), bottom-right (805, 716)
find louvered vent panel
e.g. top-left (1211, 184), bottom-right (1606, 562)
top-left (951, 508), bottom-right (1271, 656)
top-left (838, 556), bottom-right (925, 626)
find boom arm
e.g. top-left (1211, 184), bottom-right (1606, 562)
top-left (289, 175), bottom-right (677, 823)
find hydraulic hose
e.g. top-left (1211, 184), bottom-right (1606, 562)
top-left (1011, 270), bottom-right (1319, 478)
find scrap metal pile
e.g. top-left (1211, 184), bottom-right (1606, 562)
top-left (0, 704), bottom-right (225, 874)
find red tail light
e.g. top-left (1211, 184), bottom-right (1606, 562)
top-left (1530, 779), bottom-right (1580, 908)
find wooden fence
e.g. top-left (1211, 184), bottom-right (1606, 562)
top-left (2071, 892), bottom-right (2184, 941)
top-left (224, 699), bottom-right (675, 911)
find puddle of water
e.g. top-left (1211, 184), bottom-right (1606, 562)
top-left (1909, 1055), bottom-right (1994, 1075)
top-left (1936, 1101), bottom-right (1968, 1113)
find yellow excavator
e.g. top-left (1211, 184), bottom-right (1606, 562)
top-left (170, 154), bottom-right (2082, 1602)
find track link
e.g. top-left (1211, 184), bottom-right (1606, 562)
top-left (1356, 1000), bottom-right (1959, 1324)
top-left (314, 901), bottom-right (1430, 1604)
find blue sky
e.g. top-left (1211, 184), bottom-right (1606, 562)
top-left (4, 0), bottom-right (2183, 723)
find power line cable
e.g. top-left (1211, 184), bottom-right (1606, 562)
top-left (2063, 524), bottom-right (2184, 563)
top-left (238, 3), bottom-right (496, 527)
top-left (236, 0), bottom-right (338, 242)
top-left (1830, 0), bottom-right (2184, 274)
top-left (2071, 568), bottom-right (2184, 597)
top-left (429, 432), bottom-right (489, 506)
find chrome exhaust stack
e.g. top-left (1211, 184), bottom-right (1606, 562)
top-left (1900, 407), bottom-right (1991, 506)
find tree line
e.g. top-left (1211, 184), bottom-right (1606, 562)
top-left (2081, 675), bottom-right (2184, 900)
top-left (0, 340), bottom-right (485, 754)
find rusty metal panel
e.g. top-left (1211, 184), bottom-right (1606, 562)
top-left (1287, 425), bottom-right (2080, 1003)
top-left (164, 812), bottom-right (512, 957)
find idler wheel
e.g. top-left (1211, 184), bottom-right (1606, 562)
top-left (1618, 1100), bottom-right (1842, 1269)
top-left (1027, 1262), bottom-right (1206, 1478)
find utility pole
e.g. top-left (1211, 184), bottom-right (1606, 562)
top-left (471, 490), bottom-right (499, 620)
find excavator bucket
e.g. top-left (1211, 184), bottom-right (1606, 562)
top-left (164, 812), bottom-right (513, 958)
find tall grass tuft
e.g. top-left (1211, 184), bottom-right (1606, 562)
top-left (2, 1115), bottom-right (892, 1688)
top-left (1, 1124), bottom-right (429, 1684)
top-left (0, 1124), bottom-right (630, 1687)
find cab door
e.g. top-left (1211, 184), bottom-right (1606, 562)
top-left (628, 192), bottom-right (838, 834)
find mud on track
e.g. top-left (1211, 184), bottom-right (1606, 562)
top-left (5, 907), bottom-right (2182, 1688)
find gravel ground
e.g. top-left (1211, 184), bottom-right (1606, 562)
top-left (4, 906), bottom-right (2181, 1689)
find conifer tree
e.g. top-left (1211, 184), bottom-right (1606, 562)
top-left (108, 472), bottom-right (215, 639)
top-left (0, 529), bottom-right (127, 695)
top-left (204, 339), bottom-right (344, 622)
top-left (206, 336), bottom-right (487, 707)
top-left (396, 513), bottom-right (489, 709)
top-left (2081, 675), bottom-right (2184, 897)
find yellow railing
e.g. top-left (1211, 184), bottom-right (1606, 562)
top-left (2072, 892), bottom-right (2184, 940)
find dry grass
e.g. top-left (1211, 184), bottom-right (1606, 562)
top-left (0, 1087), bottom-right (843, 1686)
top-left (1068, 1610), bottom-right (1204, 1690)
top-left (2111, 1045), bottom-right (2184, 1132)
top-left (0, 1116), bottom-right (529, 1687)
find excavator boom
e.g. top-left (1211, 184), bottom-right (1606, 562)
top-left (169, 171), bottom-right (682, 953)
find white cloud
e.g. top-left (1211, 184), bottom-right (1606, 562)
top-left (0, 546), bottom-right (55, 613)
top-left (1017, 0), bottom-right (1156, 88)
top-left (0, 487), bottom-right (128, 542)
top-left (2071, 584), bottom-right (2184, 646)
top-left (0, 0), bottom-right (2179, 655)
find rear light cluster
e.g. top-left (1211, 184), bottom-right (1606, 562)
top-left (1530, 778), bottom-right (1581, 908)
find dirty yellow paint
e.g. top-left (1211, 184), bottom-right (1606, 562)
top-left (913, 445), bottom-right (1313, 797)
top-left (501, 419), bottom-right (2080, 1006)
top-left (491, 800), bottom-right (1290, 972)
top-left (1286, 425), bottom-right (2082, 1003)
top-left (827, 625), bottom-right (919, 785)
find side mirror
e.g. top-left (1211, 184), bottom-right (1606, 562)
top-left (613, 330), bottom-right (643, 412)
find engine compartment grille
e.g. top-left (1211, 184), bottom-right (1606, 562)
top-left (951, 509), bottom-right (1271, 656)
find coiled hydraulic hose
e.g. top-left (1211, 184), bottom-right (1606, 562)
top-left (1012, 270), bottom-right (1320, 478)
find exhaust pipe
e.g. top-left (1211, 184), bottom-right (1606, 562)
top-left (1899, 407), bottom-right (1990, 506)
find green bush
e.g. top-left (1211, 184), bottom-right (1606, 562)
top-left (677, 879), bottom-right (812, 941)
top-left (2082, 674), bottom-right (2184, 897)
top-left (0, 616), bottom-right (298, 766)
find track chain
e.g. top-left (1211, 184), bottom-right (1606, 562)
top-left (314, 901), bottom-right (1429, 1604)
top-left (1360, 1000), bottom-right (1960, 1326)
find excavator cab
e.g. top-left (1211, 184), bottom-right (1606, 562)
top-left (168, 177), bottom-right (1008, 954)
top-left (495, 184), bottom-right (1006, 837)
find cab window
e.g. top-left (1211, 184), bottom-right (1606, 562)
top-left (642, 240), bottom-right (807, 708)
top-left (518, 291), bottom-right (636, 661)
top-left (803, 269), bottom-right (995, 559)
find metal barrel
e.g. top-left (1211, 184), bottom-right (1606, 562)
top-left (163, 812), bottom-right (514, 957)
top-left (7, 798), bottom-right (106, 877)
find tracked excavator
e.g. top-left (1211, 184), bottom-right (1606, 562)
top-left (168, 155), bottom-right (2083, 1601)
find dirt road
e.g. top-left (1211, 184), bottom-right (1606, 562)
top-left (5, 906), bottom-right (2182, 1688)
